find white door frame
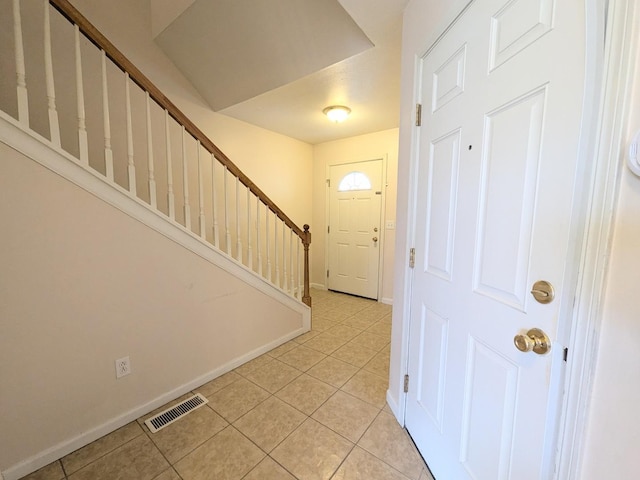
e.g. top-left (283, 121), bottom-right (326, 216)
top-left (392, 0), bottom-right (639, 478)
top-left (324, 157), bottom-right (388, 301)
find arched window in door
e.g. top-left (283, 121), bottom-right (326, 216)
top-left (337, 171), bottom-right (372, 191)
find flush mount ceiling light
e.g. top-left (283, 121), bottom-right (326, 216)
top-left (323, 105), bottom-right (351, 123)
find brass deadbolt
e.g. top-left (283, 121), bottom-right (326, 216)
top-left (531, 280), bottom-right (555, 304)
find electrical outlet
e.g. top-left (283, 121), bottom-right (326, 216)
top-left (115, 356), bottom-right (131, 379)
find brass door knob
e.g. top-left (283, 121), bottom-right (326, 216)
top-left (514, 328), bottom-right (551, 355)
top-left (372, 237), bottom-right (378, 242)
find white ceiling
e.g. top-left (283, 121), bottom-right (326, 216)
top-left (150, 0), bottom-right (408, 145)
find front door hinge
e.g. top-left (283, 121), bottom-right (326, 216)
top-left (328, 225), bottom-right (330, 234)
top-left (415, 103), bottom-right (422, 127)
top-left (327, 269), bottom-right (330, 278)
top-left (409, 248), bottom-right (416, 268)
top-left (326, 179), bottom-right (331, 187)
top-left (404, 374), bottom-right (409, 393)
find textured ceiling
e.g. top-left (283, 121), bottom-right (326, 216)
top-left (152, 0), bottom-right (407, 144)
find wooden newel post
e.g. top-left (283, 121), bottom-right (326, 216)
top-left (302, 224), bottom-right (311, 307)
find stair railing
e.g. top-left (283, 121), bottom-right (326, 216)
top-left (5, 0), bottom-right (311, 306)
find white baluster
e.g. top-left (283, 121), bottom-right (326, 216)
top-left (145, 93), bottom-right (157, 207)
top-left (197, 143), bottom-right (206, 239)
top-left (125, 72), bottom-right (136, 194)
top-left (247, 188), bottom-right (253, 270)
top-left (211, 155), bottom-right (219, 248)
top-left (256, 198), bottom-right (263, 276)
top-left (289, 229), bottom-right (294, 295)
top-left (266, 207), bottom-right (272, 281)
top-left (297, 238), bottom-right (302, 300)
top-left (102, 51), bottom-right (113, 181)
top-left (283, 221), bottom-right (288, 292)
top-left (43, 1), bottom-right (60, 147)
top-left (181, 126), bottom-right (191, 230)
top-left (74, 26), bottom-right (88, 164)
top-left (165, 110), bottom-right (175, 220)
top-left (236, 176), bottom-right (242, 263)
top-left (275, 214), bottom-right (280, 287)
top-left (13, 0), bottom-right (29, 126)
top-left (224, 166), bottom-right (231, 255)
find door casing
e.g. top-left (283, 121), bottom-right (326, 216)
top-left (390, 0), bottom-right (638, 478)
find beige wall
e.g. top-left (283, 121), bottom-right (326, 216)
top-left (391, 0), bottom-right (640, 478)
top-left (69, 0), bottom-right (313, 229)
top-left (312, 129), bottom-right (399, 303)
top-left (0, 143), bottom-right (305, 474)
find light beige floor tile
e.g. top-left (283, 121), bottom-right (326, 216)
top-left (325, 324), bottom-right (362, 341)
top-left (307, 356), bottom-right (359, 388)
top-left (207, 378), bottom-right (270, 422)
top-left (152, 468), bottom-right (181, 480)
top-left (18, 461), bottom-right (64, 480)
top-left (366, 320), bottom-right (392, 338)
top-left (336, 302), bottom-right (373, 315)
top-left (62, 422), bottom-right (143, 474)
top-left (195, 371), bottom-right (241, 398)
top-left (341, 369), bottom-right (388, 408)
top-left (267, 340), bottom-right (299, 358)
top-left (244, 359), bottom-right (301, 393)
top-left (68, 434), bottom-right (169, 480)
top-left (271, 419), bottom-right (354, 480)
top-left (174, 426), bottom-right (265, 480)
top-left (233, 396), bottom-right (306, 453)
top-left (293, 330), bottom-right (321, 344)
top-left (243, 457), bottom-right (296, 480)
top-left (304, 332), bottom-right (348, 354)
top-left (358, 412), bottom-right (425, 480)
top-left (278, 345), bottom-right (327, 371)
top-left (147, 405), bottom-right (227, 463)
top-left (419, 467), bottom-right (436, 480)
top-left (311, 391), bottom-right (380, 443)
top-left (332, 446), bottom-right (411, 480)
top-left (363, 350), bottom-right (391, 378)
top-left (341, 316), bottom-right (378, 330)
top-left (332, 342), bottom-right (378, 368)
top-left (311, 317), bottom-right (338, 332)
top-left (383, 403), bottom-right (393, 414)
top-left (234, 354), bottom-right (275, 377)
top-left (353, 307), bottom-right (389, 322)
top-left (318, 310), bottom-right (357, 322)
top-left (349, 332), bottom-right (390, 352)
top-left (275, 374), bottom-right (336, 415)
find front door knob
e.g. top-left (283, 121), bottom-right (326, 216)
top-left (514, 328), bottom-right (551, 355)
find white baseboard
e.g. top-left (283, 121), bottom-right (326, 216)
top-left (386, 389), bottom-right (402, 424)
top-left (1, 327), bottom-right (308, 480)
top-left (381, 297), bottom-right (393, 305)
top-left (310, 283), bottom-right (327, 290)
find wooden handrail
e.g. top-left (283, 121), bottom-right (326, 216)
top-left (45, 0), bottom-right (311, 306)
top-left (49, 0), bottom-right (305, 240)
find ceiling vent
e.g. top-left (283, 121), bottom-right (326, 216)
top-left (144, 393), bottom-right (209, 433)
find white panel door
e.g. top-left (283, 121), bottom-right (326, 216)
top-left (328, 160), bottom-right (383, 299)
top-left (405, 0), bottom-right (586, 479)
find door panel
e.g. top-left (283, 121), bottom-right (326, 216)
top-left (425, 129), bottom-right (461, 281)
top-left (405, 0), bottom-right (585, 478)
top-left (328, 160), bottom-right (383, 299)
top-left (474, 87), bottom-right (546, 309)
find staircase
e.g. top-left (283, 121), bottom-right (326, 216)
top-left (0, 1), bottom-right (311, 478)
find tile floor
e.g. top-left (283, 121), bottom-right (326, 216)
top-left (21, 289), bottom-right (434, 480)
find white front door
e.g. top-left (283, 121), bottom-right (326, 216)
top-left (328, 160), bottom-right (383, 299)
top-left (405, 0), bottom-right (586, 479)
